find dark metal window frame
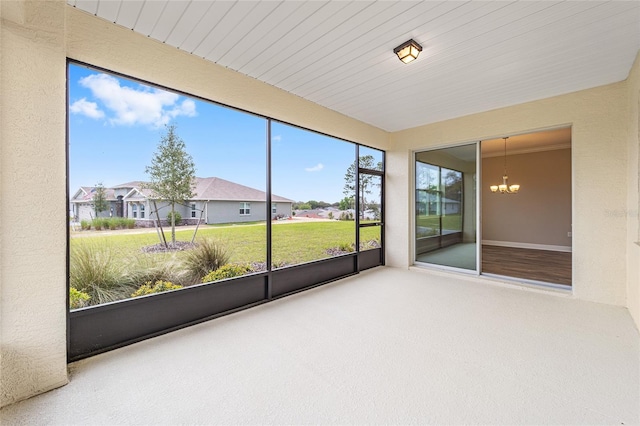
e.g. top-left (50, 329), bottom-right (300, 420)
top-left (66, 59), bottom-right (385, 361)
top-left (415, 159), bottom-right (465, 255)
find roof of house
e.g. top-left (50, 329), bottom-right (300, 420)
top-left (193, 177), bottom-right (292, 202)
top-left (72, 177), bottom-right (293, 203)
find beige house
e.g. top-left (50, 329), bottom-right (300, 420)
top-left (1, 1), bottom-right (639, 421)
top-left (70, 177), bottom-right (293, 224)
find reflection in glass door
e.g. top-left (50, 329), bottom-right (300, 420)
top-left (414, 144), bottom-right (477, 271)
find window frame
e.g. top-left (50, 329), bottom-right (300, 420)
top-left (239, 202), bottom-right (251, 216)
top-left (67, 59), bottom-right (385, 362)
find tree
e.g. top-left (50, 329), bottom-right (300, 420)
top-left (144, 124), bottom-right (196, 246)
top-left (338, 196), bottom-right (353, 211)
top-left (443, 170), bottom-right (463, 201)
top-left (92, 182), bottom-right (108, 217)
top-left (343, 155), bottom-right (381, 218)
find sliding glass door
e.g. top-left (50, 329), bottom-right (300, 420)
top-left (414, 144), bottom-right (477, 271)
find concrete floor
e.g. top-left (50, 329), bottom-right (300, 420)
top-left (1, 267), bottom-right (638, 425)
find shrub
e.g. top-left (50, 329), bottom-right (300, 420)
top-left (167, 211), bottom-right (182, 226)
top-left (184, 238), bottom-right (229, 283)
top-left (69, 287), bottom-right (91, 309)
top-left (339, 211), bottom-right (354, 221)
top-left (131, 280), bottom-right (183, 298)
top-left (80, 220), bottom-right (91, 230)
top-left (125, 218), bottom-right (135, 229)
top-left (338, 242), bottom-right (355, 252)
top-left (202, 264), bottom-right (252, 283)
top-left (69, 243), bottom-right (135, 305)
top-left (124, 254), bottom-right (186, 288)
top-left (92, 218), bottom-right (102, 230)
top-left (108, 220), bottom-right (118, 230)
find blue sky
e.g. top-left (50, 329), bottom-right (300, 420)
top-left (68, 63), bottom-right (379, 203)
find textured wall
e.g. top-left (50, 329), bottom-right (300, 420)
top-left (626, 52), bottom-right (640, 331)
top-left (388, 81), bottom-right (630, 307)
top-left (482, 149), bottom-right (572, 249)
top-left (1, 0), bottom-right (69, 407)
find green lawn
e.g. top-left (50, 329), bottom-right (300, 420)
top-left (69, 220), bottom-right (381, 307)
top-left (71, 220), bottom-right (380, 265)
top-left (416, 214), bottom-right (462, 231)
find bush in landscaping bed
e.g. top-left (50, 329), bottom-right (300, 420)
top-left (167, 211), bottom-right (182, 226)
top-left (124, 254), bottom-right (186, 288)
top-left (131, 280), bottom-right (183, 298)
top-left (69, 287), bottom-right (91, 309)
top-left (70, 243), bottom-right (135, 305)
top-left (80, 220), bottom-right (91, 230)
top-left (184, 238), bottom-right (229, 283)
top-left (202, 263), bottom-right (252, 283)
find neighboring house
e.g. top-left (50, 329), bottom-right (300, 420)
top-left (416, 190), bottom-right (461, 215)
top-left (70, 177), bottom-right (293, 225)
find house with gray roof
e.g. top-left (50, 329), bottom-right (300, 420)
top-left (70, 177), bottom-right (293, 225)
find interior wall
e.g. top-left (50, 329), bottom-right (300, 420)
top-left (388, 80), bottom-right (629, 308)
top-left (626, 51), bottom-right (640, 331)
top-left (0, 1), bottom-right (389, 407)
top-left (1, 0), bottom-right (69, 408)
top-left (481, 148), bottom-right (572, 250)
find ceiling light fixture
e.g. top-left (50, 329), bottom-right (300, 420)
top-left (490, 137), bottom-right (520, 194)
top-left (394, 39), bottom-right (422, 64)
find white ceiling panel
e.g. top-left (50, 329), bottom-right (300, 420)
top-left (68, 0), bottom-right (640, 132)
top-left (95, 0), bottom-right (120, 23)
top-left (163, 1), bottom-right (213, 47)
top-left (202, 1), bottom-right (282, 62)
top-left (148, 1), bottom-right (191, 42)
top-left (219, 1), bottom-right (310, 68)
top-left (133, 1), bottom-right (168, 36)
top-left (236, 1), bottom-right (351, 77)
top-left (178, 1), bottom-right (234, 54)
top-left (113, 1), bottom-right (144, 30)
top-left (191, 1), bottom-right (260, 58)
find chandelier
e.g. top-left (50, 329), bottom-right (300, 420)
top-left (490, 137), bottom-right (520, 194)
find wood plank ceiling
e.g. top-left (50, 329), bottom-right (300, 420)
top-left (68, 1), bottom-right (640, 132)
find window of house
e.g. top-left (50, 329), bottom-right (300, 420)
top-left (239, 202), bottom-right (251, 215)
top-left (140, 204), bottom-right (145, 219)
top-left (132, 204), bottom-right (137, 218)
top-left (272, 203), bottom-right (277, 214)
top-left (191, 203), bottom-right (196, 218)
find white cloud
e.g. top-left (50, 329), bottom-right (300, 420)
top-left (272, 135), bottom-right (282, 142)
top-left (78, 73), bottom-right (197, 127)
top-left (70, 98), bottom-right (104, 119)
top-left (304, 163), bottom-right (324, 172)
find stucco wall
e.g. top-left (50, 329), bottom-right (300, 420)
top-left (1, 0), bottom-right (69, 408)
top-left (482, 148), bottom-right (572, 249)
top-left (388, 81), bottom-right (630, 307)
top-left (626, 51), bottom-right (640, 331)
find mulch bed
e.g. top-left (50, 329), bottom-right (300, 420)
top-left (141, 241), bottom-right (197, 253)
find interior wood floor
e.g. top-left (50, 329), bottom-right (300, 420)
top-left (482, 245), bottom-right (572, 286)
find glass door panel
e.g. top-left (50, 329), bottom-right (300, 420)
top-left (415, 144), bottom-right (477, 271)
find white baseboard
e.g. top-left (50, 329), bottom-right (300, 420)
top-left (482, 240), bottom-right (572, 253)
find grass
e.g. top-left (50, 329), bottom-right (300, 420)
top-left (70, 221), bottom-right (381, 306)
top-left (71, 221), bottom-right (380, 265)
top-left (416, 214), bottom-right (462, 232)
